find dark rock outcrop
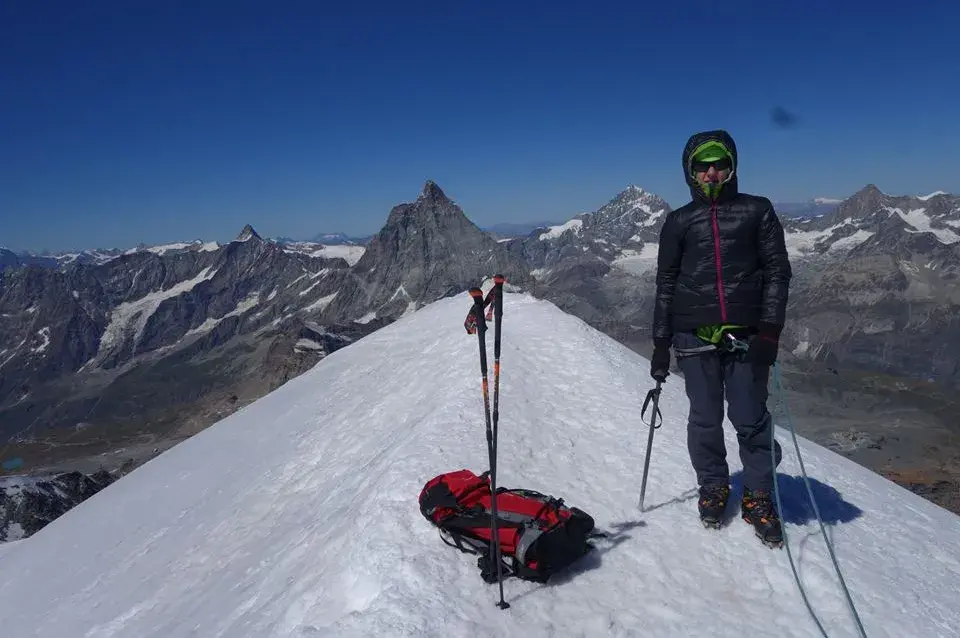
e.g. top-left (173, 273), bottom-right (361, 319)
top-left (1, 470), bottom-right (116, 541)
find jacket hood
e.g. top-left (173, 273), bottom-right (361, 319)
top-left (682, 129), bottom-right (739, 203)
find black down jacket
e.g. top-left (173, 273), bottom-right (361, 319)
top-left (652, 130), bottom-right (792, 341)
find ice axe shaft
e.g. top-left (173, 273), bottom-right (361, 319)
top-left (638, 380), bottom-right (663, 510)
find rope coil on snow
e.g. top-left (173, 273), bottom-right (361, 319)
top-left (771, 362), bottom-right (868, 638)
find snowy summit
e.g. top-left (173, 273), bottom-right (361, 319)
top-left (0, 290), bottom-right (958, 637)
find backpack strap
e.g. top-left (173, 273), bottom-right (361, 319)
top-left (440, 529), bottom-right (524, 584)
top-left (442, 510), bottom-right (528, 529)
top-left (515, 526), bottom-right (543, 564)
top-left (439, 528), bottom-right (487, 555)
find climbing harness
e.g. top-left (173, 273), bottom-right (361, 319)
top-left (674, 331), bottom-right (750, 359)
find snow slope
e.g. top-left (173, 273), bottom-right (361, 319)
top-left (1, 292), bottom-right (959, 637)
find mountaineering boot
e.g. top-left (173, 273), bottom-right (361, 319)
top-left (697, 484), bottom-right (730, 529)
top-left (742, 488), bottom-right (783, 548)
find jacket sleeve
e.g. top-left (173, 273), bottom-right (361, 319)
top-left (652, 212), bottom-right (682, 341)
top-left (757, 200), bottom-right (792, 328)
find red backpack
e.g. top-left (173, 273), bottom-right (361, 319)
top-left (419, 469), bottom-right (600, 583)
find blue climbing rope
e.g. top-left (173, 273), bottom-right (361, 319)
top-left (771, 362), bottom-right (868, 638)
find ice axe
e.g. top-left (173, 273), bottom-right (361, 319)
top-left (638, 379), bottom-right (663, 511)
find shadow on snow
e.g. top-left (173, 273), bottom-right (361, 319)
top-left (479, 473), bottom-right (862, 604)
top-left (506, 519), bottom-right (645, 603)
top-left (638, 472), bottom-right (864, 527)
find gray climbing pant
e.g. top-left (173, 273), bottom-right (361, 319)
top-left (672, 331), bottom-right (782, 493)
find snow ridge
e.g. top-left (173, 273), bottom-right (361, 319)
top-left (538, 219), bottom-right (583, 240)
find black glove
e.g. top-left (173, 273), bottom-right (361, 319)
top-left (650, 338), bottom-right (671, 382)
top-left (747, 322), bottom-right (780, 366)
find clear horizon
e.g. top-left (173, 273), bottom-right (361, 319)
top-left (3, 1), bottom-right (957, 253)
top-left (3, 179), bottom-right (946, 255)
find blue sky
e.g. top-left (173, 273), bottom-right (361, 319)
top-left (2, 0), bottom-right (957, 252)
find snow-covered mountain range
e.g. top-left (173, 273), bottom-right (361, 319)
top-left (3, 180), bottom-right (959, 542)
top-left (780, 185), bottom-right (960, 258)
top-left (503, 184), bottom-right (669, 273)
top-left (509, 182), bottom-right (960, 383)
top-left (1, 235), bottom-right (361, 273)
top-left (0, 291), bottom-right (956, 637)
top-left (776, 186), bottom-right (960, 381)
top-left (0, 182), bottom-right (531, 460)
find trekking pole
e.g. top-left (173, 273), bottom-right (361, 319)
top-left (491, 275), bottom-right (505, 462)
top-left (468, 286), bottom-right (510, 610)
top-left (638, 380), bottom-right (663, 511)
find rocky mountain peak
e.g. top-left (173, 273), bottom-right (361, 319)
top-left (840, 185), bottom-right (959, 232)
top-left (591, 185), bottom-right (670, 234)
top-left (848, 184), bottom-right (888, 207)
top-left (383, 181), bottom-right (461, 232)
top-left (786, 184), bottom-right (891, 232)
top-left (324, 182), bottom-right (531, 323)
top-left (235, 224), bottom-right (262, 243)
top-left (507, 185), bottom-right (673, 272)
top-left (419, 180), bottom-right (448, 203)
top-left (610, 184), bottom-right (667, 206)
